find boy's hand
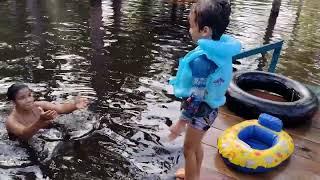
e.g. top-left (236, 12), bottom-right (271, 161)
top-left (38, 107), bottom-right (58, 121)
top-left (74, 96), bottom-right (89, 109)
top-left (181, 94), bottom-right (201, 115)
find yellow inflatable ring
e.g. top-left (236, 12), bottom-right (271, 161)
top-left (217, 114), bottom-right (294, 173)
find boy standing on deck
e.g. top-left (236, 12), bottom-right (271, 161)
top-left (168, 0), bottom-right (241, 179)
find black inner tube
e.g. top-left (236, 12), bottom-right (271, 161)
top-left (236, 74), bottom-right (301, 102)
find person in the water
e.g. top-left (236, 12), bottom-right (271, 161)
top-left (5, 83), bottom-right (89, 140)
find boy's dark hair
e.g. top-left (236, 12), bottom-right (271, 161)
top-left (7, 83), bottom-right (29, 101)
top-left (191, 0), bottom-right (231, 40)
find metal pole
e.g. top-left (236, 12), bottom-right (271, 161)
top-left (268, 41), bottom-right (283, 73)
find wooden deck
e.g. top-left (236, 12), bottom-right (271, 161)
top-left (200, 106), bottom-right (320, 180)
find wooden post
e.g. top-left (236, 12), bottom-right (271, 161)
top-left (271, 0), bottom-right (282, 15)
top-left (89, 0), bottom-right (103, 51)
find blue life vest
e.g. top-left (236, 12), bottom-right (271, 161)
top-left (170, 35), bottom-right (241, 108)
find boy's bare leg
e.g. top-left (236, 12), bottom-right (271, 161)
top-left (195, 142), bottom-right (204, 176)
top-left (178, 125), bottom-right (205, 180)
top-left (168, 119), bottom-right (187, 141)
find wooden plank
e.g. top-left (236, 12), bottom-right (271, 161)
top-left (202, 144), bottom-right (245, 180)
top-left (286, 127), bottom-right (320, 145)
top-left (203, 126), bottom-right (320, 164)
top-left (219, 106), bottom-right (241, 117)
top-left (202, 106), bottom-right (320, 178)
top-left (217, 107), bottom-right (320, 144)
top-left (220, 105), bottom-right (320, 131)
top-left (202, 127), bottom-right (221, 148)
top-left (213, 110), bottom-right (244, 130)
top-left (202, 144), bottom-right (320, 180)
top-left (200, 167), bottom-right (235, 180)
top-left (290, 134), bottom-right (320, 163)
top-left (310, 110), bottom-right (320, 129)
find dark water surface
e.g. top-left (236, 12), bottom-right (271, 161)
top-left (0, 0), bottom-right (319, 179)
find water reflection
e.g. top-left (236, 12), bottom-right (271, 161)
top-left (279, 0), bottom-right (320, 85)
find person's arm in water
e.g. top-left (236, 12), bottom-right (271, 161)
top-left (34, 96), bottom-right (89, 114)
top-left (5, 108), bottom-right (57, 140)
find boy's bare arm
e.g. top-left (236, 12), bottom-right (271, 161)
top-left (35, 97), bottom-right (89, 114)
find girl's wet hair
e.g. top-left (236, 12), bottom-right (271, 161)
top-left (7, 83), bottom-right (29, 101)
top-left (191, 0), bottom-right (231, 40)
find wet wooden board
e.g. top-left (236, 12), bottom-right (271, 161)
top-left (208, 109), bottom-right (320, 162)
top-left (196, 104), bottom-right (320, 178)
top-left (200, 167), bottom-right (235, 180)
top-left (200, 105), bottom-right (320, 179)
top-left (219, 105), bottom-right (320, 131)
top-left (290, 134), bottom-right (320, 163)
top-left (286, 127), bottom-right (320, 145)
top-left (311, 110), bottom-right (320, 129)
top-left (217, 107), bottom-right (320, 144)
top-left (202, 126), bottom-right (320, 164)
top-left (202, 144), bottom-right (320, 180)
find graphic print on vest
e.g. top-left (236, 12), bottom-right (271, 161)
top-left (212, 77), bottom-right (225, 86)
